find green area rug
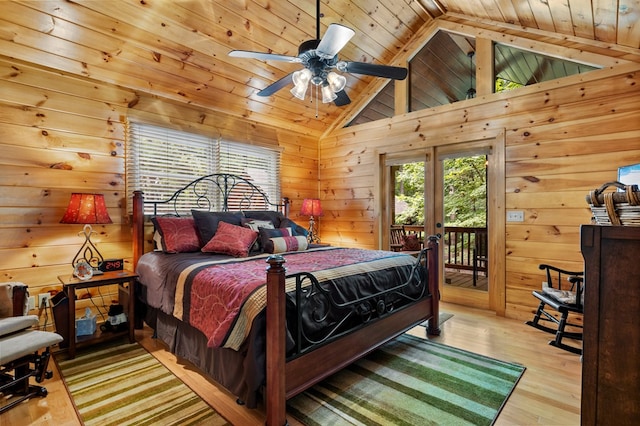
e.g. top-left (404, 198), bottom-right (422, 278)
top-left (56, 341), bottom-right (229, 426)
top-left (287, 333), bottom-right (525, 425)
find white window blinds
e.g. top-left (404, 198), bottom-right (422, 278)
top-left (126, 122), bottom-right (281, 215)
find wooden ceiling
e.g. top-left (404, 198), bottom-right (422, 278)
top-left (2, 1), bottom-right (638, 138)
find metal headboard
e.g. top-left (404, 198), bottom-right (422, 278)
top-left (144, 173), bottom-right (288, 217)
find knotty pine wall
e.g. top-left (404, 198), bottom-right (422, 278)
top-left (319, 61), bottom-right (640, 321)
top-left (2, 57), bottom-right (639, 327)
top-left (0, 57), bottom-right (317, 329)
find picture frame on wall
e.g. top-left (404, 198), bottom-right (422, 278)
top-left (618, 163), bottom-right (640, 188)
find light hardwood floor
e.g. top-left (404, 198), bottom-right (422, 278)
top-left (2, 302), bottom-right (582, 425)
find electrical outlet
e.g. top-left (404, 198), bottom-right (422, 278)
top-left (38, 293), bottom-right (51, 308)
top-left (506, 210), bottom-right (524, 222)
top-left (28, 295), bottom-right (36, 310)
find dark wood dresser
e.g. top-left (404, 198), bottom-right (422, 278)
top-left (580, 225), bottom-right (640, 425)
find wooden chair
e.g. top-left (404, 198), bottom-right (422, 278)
top-left (389, 225), bottom-right (406, 251)
top-left (526, 264), bottom-right (584, 354)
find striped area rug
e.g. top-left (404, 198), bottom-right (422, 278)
top-left (287, 333), bottom-right (525, 425)
top-left (56, 341), bottom-right (229, 426)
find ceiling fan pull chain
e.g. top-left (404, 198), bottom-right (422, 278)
top-left (315, 84), bottom-right (319, 118)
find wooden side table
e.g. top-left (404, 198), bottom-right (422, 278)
top-left (57, 270), bottom-right (138, 359)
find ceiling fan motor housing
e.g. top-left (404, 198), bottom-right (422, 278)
top-left (298, 40), bottom-right (338, 85)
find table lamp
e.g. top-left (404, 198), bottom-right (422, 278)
top-left (300, 198), bottom-right (323, 243)
top-left (60, 193), bottom-right (112, 275)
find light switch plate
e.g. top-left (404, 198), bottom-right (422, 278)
top-left (506, 210), bottom-right (524, 222)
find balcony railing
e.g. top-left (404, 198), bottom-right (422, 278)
top-left (442, 226), bottom-right (487, 286)
top-left (394, 225), bottom-right (488, 285)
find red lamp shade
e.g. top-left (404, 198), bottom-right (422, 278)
top-left (300, 198), bottom-right (323, 217)
top-left (60, 193), bottom-right (113, 224)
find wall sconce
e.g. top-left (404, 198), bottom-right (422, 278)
top-left (60, 193), bottom-right (112, 276)
top-left (299, 198), bottom-right (323, 243)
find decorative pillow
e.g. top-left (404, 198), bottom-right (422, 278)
top-left (151, 217), bottom-right (201, 253)
top-left (242, 218), bottom-right (275, 252)
top-left (201, 221), bottom-right (258, 257)
top-left (280, 218), bottom-right (309, 237)
top-left (270, 235), bottom-right (309, 253)
top-left (242, 218), bottom-right (275, 232)
top-left (191, 210), bottom-right (243, 246)
top-left (153, 230), bottom-right (163, 251)
top-left (402, 234), bottom-right (421, 251)
top-left (259, 227), bottom-right (308, 253)
top-left (244, 211), bottom-right (285, 228)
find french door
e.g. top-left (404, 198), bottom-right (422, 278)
top-left (380, 132), bottom-right (505, 313)
top-left (435, 143), bottom-right (492, 309)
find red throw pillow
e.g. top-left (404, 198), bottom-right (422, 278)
top-left (402, 234), bottom-right (421, 251)
top-left (151, 217), bottom-right (201, 253)
top-left (201, 221), bottom-right (258, 257)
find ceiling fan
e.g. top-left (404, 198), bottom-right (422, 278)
top-left (228, 0), bottom-right (408, 107)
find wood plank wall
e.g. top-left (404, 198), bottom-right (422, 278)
top-left (0, 56), bottom-right (317, 329)
top-left (1, 50), bottom-right (638, 327)
top-left (319, 61), bottom-right (640, 320)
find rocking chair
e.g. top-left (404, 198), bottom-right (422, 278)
top-left (389, 225), bottom-right (406, 252)
top-left (526, 264), bottom-right (584, 355)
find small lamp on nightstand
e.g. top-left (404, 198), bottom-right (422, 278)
top-left (300, 198), bottom-right (323, 244)
top-left (60, 193), bottom-right (112, 276)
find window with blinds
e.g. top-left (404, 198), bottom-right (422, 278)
top-left (126, 122), bottom-right (281, 215)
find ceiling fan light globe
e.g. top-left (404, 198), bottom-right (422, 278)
top-left (290, 82), bottom-right (308, 100)
top-left (327, 72), bottom-right (347, 92)
top-left (291, 69), bottom-right (312, 100)
top-left (321, 84), bottom-right (338, 103)
top-left (292, 68), bottom-right (312, 85)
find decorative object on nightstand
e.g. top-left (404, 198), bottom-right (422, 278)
top-left (300, 198), bottom-right (323, 243)
top-left (60, 193), bottom-right (113, 276)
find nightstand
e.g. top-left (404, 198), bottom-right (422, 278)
top-left (56, 270), bottom-right (138, 359)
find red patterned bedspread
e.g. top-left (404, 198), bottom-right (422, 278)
top-left (171, 248), bottom-right (417, 350)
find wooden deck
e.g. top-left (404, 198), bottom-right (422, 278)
top-left (445, 268), bottom-right (488, 291)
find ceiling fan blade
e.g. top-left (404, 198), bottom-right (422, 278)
top-left (316, 24), bottom-right (355, 59)
top-left (229, 50), bottom-right (301, 63)
top-left (333, 90), bottom-right (351, 106)
top-left (339, 61), bottom-right (408, 80)
top-left (257, 73), bottom-right (294, 96)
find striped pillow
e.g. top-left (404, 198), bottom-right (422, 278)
top-left (270, 235), bottom-right (309, 253)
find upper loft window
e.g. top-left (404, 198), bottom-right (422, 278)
top-left (409, 30), bottom-right (477, 110)
top-left (347, 30), bottom-right (601, 125)
top-left (347, 81), bottom-right (394, 127)
top-left (494, 43), bottom-right (598, 92)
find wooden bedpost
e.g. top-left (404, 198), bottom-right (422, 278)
top-left (132, 191), bottom-right (144, 270)
top-left (265, 255), bottom-right (287, 426)
top-left (426, 235), bottom-right (441, 336)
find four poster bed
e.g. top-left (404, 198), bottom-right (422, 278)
top-left (131, 173), bottom-right (440, 425)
